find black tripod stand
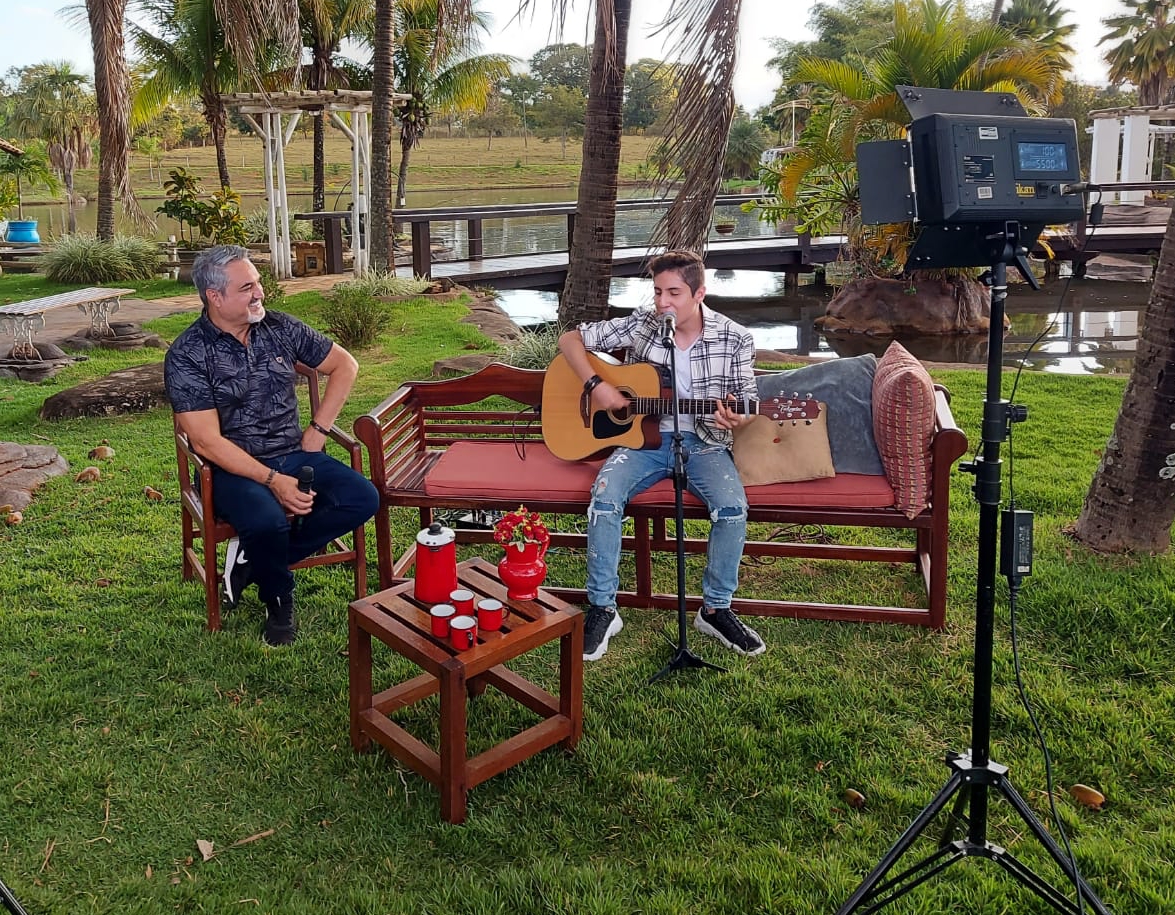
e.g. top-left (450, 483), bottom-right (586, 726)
top-left (1, 877), bottom-right (29, 915)
top-left (837, 224), bottom-right (1111, 915)
top-left (649, 319), bottom-right (726, 684)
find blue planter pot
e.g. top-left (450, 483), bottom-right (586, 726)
top-left (5, 220), bottom-right (40, 244)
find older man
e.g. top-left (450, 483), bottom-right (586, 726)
top-left (164, 245), bottom-right (378, 645)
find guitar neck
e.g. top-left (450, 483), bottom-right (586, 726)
top-left (625, 395), bottom-right (759, 417)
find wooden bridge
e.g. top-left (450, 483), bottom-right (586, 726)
top-left (389, 194), bottom-right (845, 289)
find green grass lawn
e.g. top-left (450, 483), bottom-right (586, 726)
top-left (0, 285), bottom-right (1172, 914)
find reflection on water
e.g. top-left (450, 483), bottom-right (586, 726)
top-left (495, 271), bottom-right (1151, 376)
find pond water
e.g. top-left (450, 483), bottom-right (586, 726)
top-left (12, 187), bottom-right (1153, 375)
top-left (493, 270), bottom-right (1152, 376)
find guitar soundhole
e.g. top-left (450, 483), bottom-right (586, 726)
top-left (593, 407), bottom-right (633, 439)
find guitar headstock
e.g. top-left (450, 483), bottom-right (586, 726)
top-left (763, 395), bottom-right (821, 424)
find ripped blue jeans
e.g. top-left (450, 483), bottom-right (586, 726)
top-left (585, 432), bottom-right (747, 610)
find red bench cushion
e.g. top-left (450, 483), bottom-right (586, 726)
top-left (872, 341), bottom-right (937, 519)
top-left (424, 442), bottom-right (896, 510)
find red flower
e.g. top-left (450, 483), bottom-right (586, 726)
top-left (494, 505), bottom-right (551, 548)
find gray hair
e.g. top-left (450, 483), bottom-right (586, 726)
top-left (192, 244), bottom-right (252, 307)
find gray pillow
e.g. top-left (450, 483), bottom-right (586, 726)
top-left (755, 354), bottom-right (885, 476)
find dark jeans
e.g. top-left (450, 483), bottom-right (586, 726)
top-left (212, 450), bottom-right (379, 603)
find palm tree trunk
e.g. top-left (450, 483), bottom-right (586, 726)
top-left (203, 87), bottom-right (231, 190)
top-left (87, 0), bottom-right (131, 240)
top-left (369, 0), bottom-right (396, 272)
top-left (64, 166), bottom-right (77, 234)
top-left (396, 135), bottom-right (412, 208)
top-left (1074, 207), bottom-right (1175, 552)
top-left (558, 0), bottom-right (632, 327)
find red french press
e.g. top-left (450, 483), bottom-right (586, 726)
top-left (414, 521), bottom-right (457, 604)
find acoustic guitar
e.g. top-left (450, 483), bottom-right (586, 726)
top-left (541, 352), bottom-right (820, 461)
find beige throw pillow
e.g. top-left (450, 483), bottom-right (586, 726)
top-left (732, 404), bottom-right (834, 486)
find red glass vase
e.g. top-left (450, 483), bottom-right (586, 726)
top-left (497, 540), bottom-right (548, 601)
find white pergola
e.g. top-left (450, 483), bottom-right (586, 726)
top-left (1089, 104), bottom-right (1175, 204)
top-left (223, 89), bottom-right (408, 278)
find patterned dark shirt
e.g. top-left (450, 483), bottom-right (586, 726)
top-left (578, 305), bottom-right (756, 446)
top-left (164, 310), bottom-right (334, 461)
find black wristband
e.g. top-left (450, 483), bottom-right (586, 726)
top-left (264, 467), bottom-right (277, 488)
top-left (583, 374), bottom-right (604, 396)
top-left (309, 419), bottom-right (331, 435)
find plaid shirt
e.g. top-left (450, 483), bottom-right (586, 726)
top-left (578, 305), bottom-right (756, 446)
top-left (164, 310), bottom-right (334, 461)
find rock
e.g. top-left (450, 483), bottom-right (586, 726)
top-left (39, 362), bottom-right (170, 420)
top-left (57, 321), bottom-right (167, 352)
top-left (815, 275), bottom-right (1003, 336)
top-left (0, 442), bottom-right (70, 512)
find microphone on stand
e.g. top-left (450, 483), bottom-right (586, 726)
top-left (659, 312), bottom-right (676, 347)
top-left (293, 465), bottom-right (314, 532)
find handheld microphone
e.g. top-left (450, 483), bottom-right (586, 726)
top-left (294, 465), bottom-right (314, 532)
top-left (659, 312), bottom-right (676, 346)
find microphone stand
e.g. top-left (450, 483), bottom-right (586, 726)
top-left (649, 318), bottom-right (726, 684)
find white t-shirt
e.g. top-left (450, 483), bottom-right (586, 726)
top-left (660, 338), bottom-right (698, 436)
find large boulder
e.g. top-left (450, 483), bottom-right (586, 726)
top-left (39, 362), bottom-right (169, 420)
top-left (0, 442), bottom-right (69, 512)
top-left (816, 275), bottom-right (1002, 336)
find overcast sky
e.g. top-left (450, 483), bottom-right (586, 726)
top-left (0, 0), bottom-right (1128, 114)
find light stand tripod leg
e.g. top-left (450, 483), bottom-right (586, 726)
top-left (0, 878), bottom-right (29, 915)
top-left (837, 228), bottom-right (1112, 915)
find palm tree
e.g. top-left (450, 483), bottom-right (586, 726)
top-left (559, 0), bottom-right (632, 326)
top-left (998, 0), bottom-right (1077, 66)
top-left (1099, 0), bottom-right (1175, 106)
top-left (1074, 206), bottom-right (1175, 552)
top-left (369, 0), bottom-right (474, 272)
top-left (301, 0), bottom-right (374, 217)
top-left (85, 0), bottom-right (137, 239)
top-left (553, 0), bottom-right (745, 325)
top-left (131, 0), bottom-right (254, 190)
top-left (0, 141), bottom-right (61, 219)
top-left (391, 0), bottom-right (514, 207)
top-left (763, 0), bottom-right (1058, 271)
top-left (8, 62), bottom-right (96, 234)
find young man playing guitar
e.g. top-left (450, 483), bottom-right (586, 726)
top-left (557, 249), bottom-right (766, 661)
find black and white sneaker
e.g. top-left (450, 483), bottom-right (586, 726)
top-left (222, 537), bottom-right (251, 608)
top-left (582, 606), bottom-right (622, 661)
top-left (694, 606), bottom-right (765, 656)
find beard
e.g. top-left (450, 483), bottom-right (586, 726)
top-left (246, 302), bottom-right (266, 324)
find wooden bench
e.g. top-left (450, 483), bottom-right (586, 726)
top-left (353, 362), bottom-right (970, 629)
top-left (0, 287), bottom-right (135, 359)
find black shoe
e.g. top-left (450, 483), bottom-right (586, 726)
top-left (694, 606), bottom-right (765, 656)
top-left (222, 537), bottom-right (251, 608)
top-left (263, 593), bottom-right (297, 646)
top-left (582, 605), bottom-right (622, 661)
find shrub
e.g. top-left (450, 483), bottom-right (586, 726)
top-left (242, 209), bottom-right (315, 244)
top-left (258, 265), bottom-right (286, 310)
top-left (335, 270), bottom-right (431, 298)
top-left (499, 323), bottom-right (562, 369)
top-left (40, 234), bottom-right (162, 284)
top-left (321, 285), bottom-right (391, 349)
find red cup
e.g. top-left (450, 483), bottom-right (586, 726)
top-left (476, 598), bottom-right (509, 632)
top-left (450, 614), bottom-right (477, 651)
top-left (429, 604), bottom-right (456, 638)
top-left (450, 588), bottom-right (475, 616)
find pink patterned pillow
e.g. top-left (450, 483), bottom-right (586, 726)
top-left (872, 341), bottom-right (936, 519)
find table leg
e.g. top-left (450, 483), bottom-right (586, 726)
top-left (78, 297), bottom-right (121, 338)
top-left (560, 619), bottom-right (584, 750)
top-left (349, 616), bottom-right (373, 753)
top-left (438, 662), bottom-right (468, 824)
top-left (0, 312), bottom-right (45, 360)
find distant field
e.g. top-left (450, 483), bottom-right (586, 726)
top-left (79, 133), bottom-right (663, 202)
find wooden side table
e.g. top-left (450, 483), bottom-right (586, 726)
top-left (348, 557), bottom-right (583, 824)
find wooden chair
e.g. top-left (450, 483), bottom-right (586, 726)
top-left (174, 363), bottom-right (368, 630)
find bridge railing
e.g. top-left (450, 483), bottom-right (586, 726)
top-left (388, 193), bottom-right (774, 278)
